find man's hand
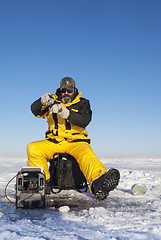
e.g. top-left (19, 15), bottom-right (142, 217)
top-left (41, 93), bottom-right (55, 106)
top-left (50, 104), bottom-right (69, 119)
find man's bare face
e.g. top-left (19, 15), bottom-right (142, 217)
top-left (61, 88), bottom-right (75, 104)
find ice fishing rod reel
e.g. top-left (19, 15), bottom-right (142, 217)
top-left (16, 167), bottom-right (46, 208)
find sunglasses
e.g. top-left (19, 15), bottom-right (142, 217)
top-left (61, 88), bottom-right (74, 93)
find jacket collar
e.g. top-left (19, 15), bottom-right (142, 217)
top-left (53, 91), bottom-right (82, 107)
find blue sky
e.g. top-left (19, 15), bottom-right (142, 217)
top-left (0, 0), bottom-right (161, 157)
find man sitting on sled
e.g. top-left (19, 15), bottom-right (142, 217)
top-left (27, 77), bottom-right (120, 200)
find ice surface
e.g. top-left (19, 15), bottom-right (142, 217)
top-left (0, 156), bottom-right (161, 239)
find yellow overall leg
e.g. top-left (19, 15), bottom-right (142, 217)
top-left (27, 140), bottom-right (107, 189)
top-left (27, 139), bottom-right (64, 180)
top-left (64, 142), bottom-right (107, 186)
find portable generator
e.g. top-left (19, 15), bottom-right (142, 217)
top-left (16, 167), bottom-right (46, 208)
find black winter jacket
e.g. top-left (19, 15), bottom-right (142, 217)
top-left (31, 89), bottom-right (92, 143)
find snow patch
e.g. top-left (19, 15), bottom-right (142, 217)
top-left (58, 206), bottom-right (70, 212)
top-left (0, 156), bottom-right (161, 239)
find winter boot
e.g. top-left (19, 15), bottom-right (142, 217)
top-left (91, 168), bottom-right (120, 200)
top-left (45, 179), bottom-right (51, 195)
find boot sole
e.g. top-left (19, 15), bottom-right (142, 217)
top-left (95, 168), bottom-right (120, 200)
